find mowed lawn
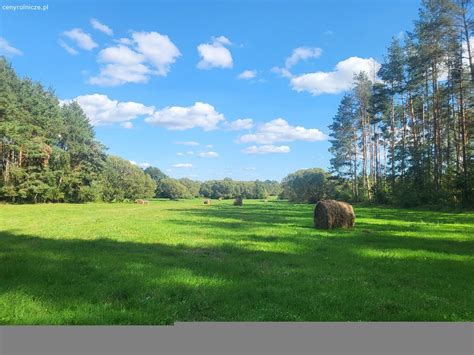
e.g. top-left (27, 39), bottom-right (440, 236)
top-left (0, 199), bottom-right (473, 324)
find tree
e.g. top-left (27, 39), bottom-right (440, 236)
top-left (327, 0), bottom-right (473, 207)
top-left (144, 166), bottom-right (168, 197)
top-left (178, 178), bottom-right (201, 197)
top-left (157, 178), bottom-right (191, 200)
top-left (329, 94), bottom-right (359, 198)
top-left (0, 57), bottom-right (107, 203)
top-left (281, 168), bottom-right (334, 203)
top-left (101, 156), bottom-right (156, 202)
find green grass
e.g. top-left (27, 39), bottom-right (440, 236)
top-left (0, 199), bottom-right (473, 324)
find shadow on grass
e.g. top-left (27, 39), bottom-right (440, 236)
top-left (1, 221), bottom-right (473, 323)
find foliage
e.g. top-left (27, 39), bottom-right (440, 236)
top-left (280, 168), bottom-right (335, 203)
top-left (101, 156), bottom-right (156, 202)
top-left (157, 178), bottom-right (192, 200)
top-left (328, 0), bottom-right (474, 208)
top-left (199, 178), bottom-right (278, 199)
top-left (0, 58), bottom-right (107, 203)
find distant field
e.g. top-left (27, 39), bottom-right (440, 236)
top-left (0, 199), bottom-right (473, 324)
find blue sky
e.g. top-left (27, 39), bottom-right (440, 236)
top-left (0, 0), bottom-right (420, 181)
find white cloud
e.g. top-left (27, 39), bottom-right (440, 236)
top-left (116, 37), bottom-right (133, 45)
top-left (132, 31), bottom-right (181, 75)
top-left (145, 102), bottom-right (225, 130)
top-left (205, 144), bottom-right (213, 148)
top-left (130, 161), bottom-right (151, 169)
top-left (90, 31), bottom-right (180, 86)
top-left (98, 45), bottom-right (145, 65)
top-left (90, 18), bottom-right (113, 36)
top-left (176, 141), bottom-right (199, 146)
top-left (198, 151), bottom-right (219, 158)
top-left (224, 118), bottom-right (254, 131)
top-left (121, 121), bottom-right (133, 129)
top-left (89, 63), bottom-right (151, 86)
top-left (285, 47), bottom-right (322, 68)
top-left (244, 167), bottom-right (256, 171)
top-left (59, 40), bottom-right (78, 55)
top-left (197, 36), bottom-right (233, 69)
top-left (238, 70), bottom-right (257, 80)
top-left (61, 94), bottom-right (154, 126)
top-left (242, 145), bottom-right (290, 154)
top-left (63, 28), bottom-right (98, 51)
top-left (271, 66), bottom-right (292, 78)
top-left (89, 45), bottom-right (150, 85)
top-left (173, 163), bottom-right (193, 168)
top-left (238, 118), bottom-right (327, 144)
top-left (290, 57), bottom-right (381, 95)
top-left (176, 151), bottom-right (194, 156)
top-left (0, 37), bottom-right (22, 56)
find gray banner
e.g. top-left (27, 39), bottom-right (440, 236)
top-left (1, 322), bottom-right (473, 355)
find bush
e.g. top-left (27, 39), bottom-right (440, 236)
top-left (101, 156), bottom-right (156, 202)
top-left (157, 178), bottom-right (192, 200)
top-left (281, 168), bottom-right (335, 203)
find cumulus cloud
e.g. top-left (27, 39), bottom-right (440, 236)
top-left (173, 163), bottom-right (193, 168)
top-left (132, 31), bottom-right (181, 75)
top-left (224, 118), bottom-right (254, 131)
top-left (176, 141), bottom-right (199, 146)
top-left (59, 40), bottom-right (78, 55)
top-left (63, 28), bottom-right (98, 51)
top-left (238, 118), bottom-right (327, 144)
top-left (176, 151), bottom-right (194, 156)
top-left (145, 102), bottom-right (225, 130)
top-left (197, 36), bottom-right (233, 69)
top-left (121, 121), bottom-right (133, 129)
top-left (271, 66), bottom-right (293, 78)
top-left (242, 145), bottom-right (290, 155)
top-left (238, 70), bottom-right (257, 80)
top-left (90, 31), bottom-right (181, 86)
top-left (89, 45), bottom-right (150, 85)
top-left (90, 18), bottom-right (113, 36)
top-left (61, 94), bottom-right (154, 126)
top-left (0, 37), bottom-right (22, 56)
top-left (290, 57), bottom-right (381, 95)
top-left (198, 151), bottom-right (219, 158)
top-left (285, 47), bottom-right (322, 68)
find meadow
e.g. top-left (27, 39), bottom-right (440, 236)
top-left (0, 199), bottom-right (473, 324)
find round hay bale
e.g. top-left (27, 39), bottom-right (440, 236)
top-left (203, 199), bottom-right (211, 205)
top-left (233, 196), bottom-right (243, 206)
top-left (314, 200), bottom-right (355, 229)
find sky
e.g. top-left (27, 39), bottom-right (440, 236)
top-left (0, 0), bottom-right (421, 181)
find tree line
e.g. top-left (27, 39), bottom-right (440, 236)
top-left (0, 60), bottom-right (281, 203)
top-left (329, 0), bottom-right (473, 207)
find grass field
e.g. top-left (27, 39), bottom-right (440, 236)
top-left (0, 199), bottom-right (473, 324)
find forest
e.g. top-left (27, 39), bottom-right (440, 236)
top-left (329, 0), bottom-right (473, 207)
top-left (1, 0), bottom-right (473, 208)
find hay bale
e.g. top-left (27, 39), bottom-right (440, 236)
top-left (218, 197), bottom-right (223, 201)
top-left (314, 200), bottom-right (355, 229)
top-left (233, 196), bottom-right (243, 206)
top-left (135, 199), bottom-right (149, 205)
top-left (203, 199), bottom-right (211, 205)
